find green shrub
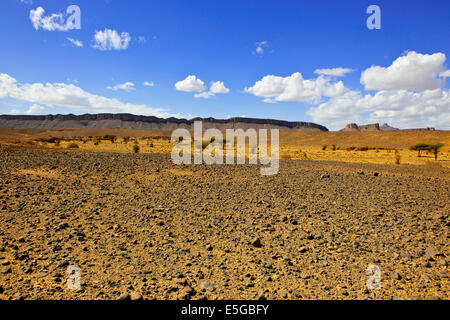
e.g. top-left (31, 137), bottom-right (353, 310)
top-left (410, 143), bottom-right (430, 157)
top-left (103, 134), bottom-right (117, 143)
top-left (67, 143), bottom-right (79, 149)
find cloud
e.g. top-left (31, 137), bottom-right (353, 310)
top-left (440, 70), bottom-right (450, 78)
top-left (67, 37), bottom-right (83, 48)
top-left (175, 75), bottom-right (206, 93)
top-left (209, 81), bottom-right (230, 94)
top-left (244, 72), bottom-right (347, 104)
top-left (361, 51), bottom-right (447, 91)
top-left (314, 68), bottom-right (354, 77)
top-left (194, 81), bottom-right (230, 99)
top-left (243, 52), bottom-right (450, 130)
top-left (29, 6), bottom-right (71, 31)
top-left (306, 88), bottom-right (450, 130)
top-left (194, 91), bottom-right (214, 99)
top-left (143, 81), bottom-right (155, 87)
top-left (9, 109), bottom-right (20, 115)
top-left (255, 41), bottom-right (269, 55)
top-left (107, 82), bottom-right (135, 92)
top-left (25, 104), bottom-right (45, 115)
top-left (0, 73), bottom-right (177, 118)
top-left (92, 29), bottom-right (131, 51)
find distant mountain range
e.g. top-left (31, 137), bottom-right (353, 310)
top-left (0, 114), bottom-right (329, 132)
top-left (340, 123), bottom-right (436, 132)
top-left (0, 114), bottom-right (439, 132)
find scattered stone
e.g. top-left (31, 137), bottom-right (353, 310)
top-left (1, 266), bottom-right (11, 274)
top-left (390, 271), bottom-right (402, 280)
top-left (117, 293), bottom-right (130, 300)
top-left (251, 237), bottom-right (262, 248)
top-left (257, 293), bottom-right (267, 300)
top-left (299, 246), bottom-right (308, 253)
top-left (55, 223), bottom-right (69, 231)
top-left (130, 291), bottom-right (143, 300)
top-left (198, 280), bottom-right (218, 292)
top-left (437, 258), bottom-right (447, 266)
top-left (56, 260), bottom-right (69, 268)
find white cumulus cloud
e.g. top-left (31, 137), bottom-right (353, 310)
top-left (440, 70), bottom-right (450, 78)
top-left (245, 72), bottom-right (347, 104)
top-left (0, 73), bottom-right (177, 118)
top-left (25, 104), bottom-right (45, 115)
top-left (314, 68), bottom-right (354, 77)
top-left (209, 81), bottom-right (230, 94)
top-left (92, 29), bottom-right (131, 51)
top-left (194, 81), bottom-right (230, 99)
top-left (143, 81), bottom-right (155, 87)
top-left (29, 6), bottom-right (71, 31)
top-left (107, 82), bottom-right (135, 92)
top-left (306, 88), bottom-right (450, 130)
top-left (175, 75), bottom-right (206, 93)
top-left (361, 51), bottom-right (447, 91)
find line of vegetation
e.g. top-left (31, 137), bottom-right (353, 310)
top-left (410, 143), bottom-right (444, 160)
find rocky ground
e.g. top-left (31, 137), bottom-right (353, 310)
top-left (0, 146), bottom-right (448, 300)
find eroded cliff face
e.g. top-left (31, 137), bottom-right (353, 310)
top-left (340, 122), bottom-right (435, 132)
top-left (341, 123), bottom-right (401, 132)
top-left (0, 114), bottom-right (329, 131)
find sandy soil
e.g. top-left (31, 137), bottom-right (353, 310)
top-left (0, 146), bottom-right (448, 300)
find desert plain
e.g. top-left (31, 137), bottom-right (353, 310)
top-left (0, 128), bottom-right (449, 300)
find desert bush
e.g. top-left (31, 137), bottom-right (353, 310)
top-left (322, 145), bottom-right (327, 151)
top-left (394, 150), bottom-right (401, 164)
top-left (410, 143), bottom-right (430, 157)
top-left (123, 136), bottom-right (130, 144)
top-left (67, 143), bottom-right (79, 149)
top-left (331, 144), bottom-right (336, 151)
top-left (94, 141), bottom-right (100, 146)
top-left (409, 142), bottom-right (444, 160)
top-left (133, 143), bottom-right (140, 153)
top-left (103, 134), bottom-right (117, 143)
top-left (428, 143), bottom-right (444, 160)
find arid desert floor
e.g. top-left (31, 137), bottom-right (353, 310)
top-left (0, 145), bottom-right (448, 300)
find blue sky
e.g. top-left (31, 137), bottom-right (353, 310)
top-left (0, 0), bottom-right (449, 130)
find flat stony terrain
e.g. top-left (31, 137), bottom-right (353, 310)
top-left (0, 147), bottom-right (448, 300)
